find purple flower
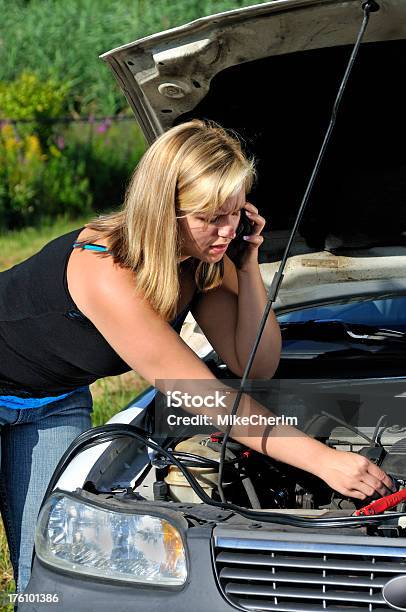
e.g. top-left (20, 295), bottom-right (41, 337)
top-left (56, 136), bottom-right (65, 150)
top-left (97, 122), bottom-right (107, 134)
top-left (97, 118), bottom-right (112, 134)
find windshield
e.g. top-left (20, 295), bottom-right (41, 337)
top-left (278, 296), bottom-right (406, 331)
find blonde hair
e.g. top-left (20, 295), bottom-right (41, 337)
top-left (83, 119), bottom-right (255, 321)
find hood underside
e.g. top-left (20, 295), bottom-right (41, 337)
top-left (101, 0), bottom-right (406, 304)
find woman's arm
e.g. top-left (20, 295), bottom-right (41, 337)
top-left (67, 249), bottom-right (393, 501)
top-left (191, 202), bottom-right (280, 379)
top-left (233, 417), bottom-right (394, 501)
top-left (192, 254), bottom-right (281, 378)
top-left (233, 202), bottom-right (281, 377)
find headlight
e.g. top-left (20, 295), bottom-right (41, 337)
top-left (35, 493), bottom-right (187, 586)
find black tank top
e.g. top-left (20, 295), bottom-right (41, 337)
top-left (0, 228), bottom-right (198, 398)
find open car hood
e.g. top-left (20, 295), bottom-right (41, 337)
top-left (101, 0), bottom-right (406, 309)
top-left (100, 0), bottom-right (406, 141)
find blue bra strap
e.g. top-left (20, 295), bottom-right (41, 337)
top-left (72, 242), bottom-right (110, 253)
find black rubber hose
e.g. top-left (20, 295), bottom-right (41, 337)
top-left (241, 475), bottom-right (261, 509)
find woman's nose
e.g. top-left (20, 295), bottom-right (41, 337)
top-left (218, 221), bottom-right (237, 240)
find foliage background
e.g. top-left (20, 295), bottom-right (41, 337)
top-left (0, 0), bottom-right (271, 231)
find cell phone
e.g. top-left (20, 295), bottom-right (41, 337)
top-left (235, 208), bottom-right (253, 240)
top-left (227, 208), bottom-right (254, 268)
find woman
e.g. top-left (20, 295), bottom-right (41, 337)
top-left (0, 119), bottom-right (393, 593)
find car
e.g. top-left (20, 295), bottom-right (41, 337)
top-left (21, 0), bottom-right (406, 610)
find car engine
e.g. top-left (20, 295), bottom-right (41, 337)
top-left (152, 427), bottom-right (406, 515)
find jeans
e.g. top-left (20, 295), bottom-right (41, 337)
top-left (0, 387), bottom-right (93, 594)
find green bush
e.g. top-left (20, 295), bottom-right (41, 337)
top-left (0, 72), bottom-right (148, 229)
top-left (0, 72), bottom-right (68, 121)
top-left (0, 72), bottom-right (69, 147)
top-left (60, 119), bottom-right (146, 212)
top-left (0, 117), bottom-right (146, 229)
top-left (0, 72), bottom-right (93, 228)
top-left (41, 153), bottom-right (92, 219)
top-left (0, 123), bottom-right (92, 228)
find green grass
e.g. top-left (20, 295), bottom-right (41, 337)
top-left (0, 218), bottom-right (149, 599)
top-left (0, 216), bottom-right (89, 270)
top-left (0, 523), bottom-right (15, 611)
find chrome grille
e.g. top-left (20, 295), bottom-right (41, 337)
top-left (213, 533), bottom-right (406, 611)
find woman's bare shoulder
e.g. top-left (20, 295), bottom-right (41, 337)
top-left (66, 230), bottom-right (208, 383)
top-left (67, 227), bottom-right (197, 321)
top-left (67, 226), bottom-right (136, 317)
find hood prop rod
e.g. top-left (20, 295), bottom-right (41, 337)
top-left (217, 0), bottom-right (380, 503)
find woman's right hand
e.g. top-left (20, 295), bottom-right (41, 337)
top-left (316, 447), bottom-right (395, 500)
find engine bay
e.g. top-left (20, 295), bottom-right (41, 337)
top-left (133, 353), bottom-right (406, 522)
top-left (148, 428), bottom-right (406, 517)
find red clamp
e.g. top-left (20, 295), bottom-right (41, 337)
top-left (210, 432), bottom-right (224, 443)
top-left (354, 489), bottom-right (406, 516)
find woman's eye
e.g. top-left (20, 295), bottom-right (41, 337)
top-left (211, 216), bottom-right (220, 223)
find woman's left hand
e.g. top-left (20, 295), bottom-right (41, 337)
top-left (228, 201), bottom-right (266, 271)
